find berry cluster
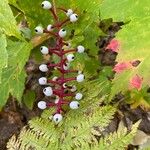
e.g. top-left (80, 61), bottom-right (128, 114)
top-left (36, 1), bottom-right (85, 124)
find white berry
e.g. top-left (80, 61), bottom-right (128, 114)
top-left (66, 9), bottom-right (73, 17)
top-left (70, 85), bottom-right (77, 92)
top-left (39, 64), bottom-right (48, 72)
top-left (39, 77), bottom-right (47, 85)
top-left (77, 45), bottom-right (85, 53)
top-left (70, 101), bottom-right (80, 109)
top-left (43, 87), bottom-right (53, 96)
top-left (76, 74), bottom-right (85, 82)
top-left (59, 29), bottom-right (67, 38)
top-left (53, 114), bottom-right (63, 124)
top-left (75, 93), bottom-right (83, 100)
top-left (70, 14), bottom-right (78, 22)
top-left (35, 26), bottom-right (43, 34)
top-left (40, 46), bottom-right (49, 55)
top-left (47, 24), bottom-right (53, 31)
top-left (67, 54), bottom-right (75, 62)
top-left (63, 63), bottom-right (70, 70)
top-left (38, 101), bottom-right (47, 110)
top-left (52, 76), bottom-right (58, 81)
top-left (63, 83), bottom-right (67, 88)
top-left (41, 1), bottom-right (52, 9)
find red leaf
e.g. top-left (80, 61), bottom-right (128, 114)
top-left (106, 39), bottom-right (120, 52)
top-left (113, 62), bottom-right (132, 73)
top-left (129, 74), bottom-right (143, 90)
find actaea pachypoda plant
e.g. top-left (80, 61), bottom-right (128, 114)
top-left (35, 1), bottom-right (85, 124)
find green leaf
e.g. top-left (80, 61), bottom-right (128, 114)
top-left (100, 0), bottom-right (150, 100)
top-left (0, 67), bottom-right (26, 109)
top-left (7, 40), bottom-right (33, 72)
top-left (0, 39), bottom-right (32, 109)
top-left (0, 0), bottom-right (21, 38)
top-left (23, 90), bottom-right (36, 110)
top-left (0, 34), bottom-right (8, 82)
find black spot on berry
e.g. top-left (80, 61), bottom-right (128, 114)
top-left (62, 29), bottom-right (65, 32)
top-left (41, 4), bottom-right (44, 7)
top-left (56, 118), bottom-right (58, 121)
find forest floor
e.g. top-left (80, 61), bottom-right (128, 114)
top-left (0, 22), bottom-right (150, 150)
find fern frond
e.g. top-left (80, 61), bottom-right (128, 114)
top-left (18, 127), bottom-right (52, 150)
top-left (97, 121), bottom-right (141, 150)
top-left (7, 135), bottom-right (21, 150)
top-left (7, 77), bottom-right (139, 150)
top-left (61, 105), bottom-right (116, 150)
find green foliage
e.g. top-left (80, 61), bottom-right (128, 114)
top-left (0, 0), bottom-right (21, 38)
top-left (18, 0), bottom-right (103, 67)
top-left (97, 121), bottom-right (140, 150)
top-left (0, 0), bottom-right (104, 109)
top-left (7, 78), bottom-right (139, 149)
top-left (0, 1), bottom-right (33, 109)
top-left (100, 0), bottom-right (150, 102)
top-left (6, 105), bottom-right (140, 150)
top-left (0, 39), bottom-right (32, 109)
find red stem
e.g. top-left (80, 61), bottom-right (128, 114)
top-left (50, 8), bottom-right (58, 21)
top-left (44, 2), bottom-right (79, 114)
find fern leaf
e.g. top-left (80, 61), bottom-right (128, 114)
top-left (97, 121), bottom-right (140, 150)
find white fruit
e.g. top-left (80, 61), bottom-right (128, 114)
top-left (41, 1), bottom-right (52, 9)
top-left (39, 77), bottom-right (47, 85)
top-left (76, 74), bottom-right (85, 82)
top-left (67, 54), bottom-right (75, 62)
top-left (40, 46), bottom-right (49, 55)
top-left (63, 83), bottom-right (67, 88)
top-left (75, 93), bottom-right (83, 100)
top-left (52, 76), bottom-right (58, 81)
top-left (70, 85), bottom-right (77, 92)
top-left (59, 29), bottom-right (67, 38)
top-left (70, 14), bottom-right (78, 22)
top-left (39, 64), bottom-right (48, 72)
top-left (38, 101), bottom-right (47, 109)
top-left (47, 24), bottom-right (53, 31)
top-left (43, 87), bottom-right (53, 96)
top-left (63, 63), bottom-right (70, 70)
top-left (70, 101), bottom-right (80, 109)
top-left (66, 9), bottom-right (73, 17)
top-left (53, 114), bottom-right (63, 124)
top-left (35, 26), bottom-right (43, 34)
top-left (77, 45), bottom-right (85, 53)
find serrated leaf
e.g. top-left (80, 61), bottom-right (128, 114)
top-left (100, 0), bottom-right (150, 101)
top-left (0, 67), bottom-right (26, 109)
top-left (7, 40), bottom-right (33, 72)
top-left (0, 0), bottom-right (21, 38)
top-left (0, 39), bottom-right (32, 109)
